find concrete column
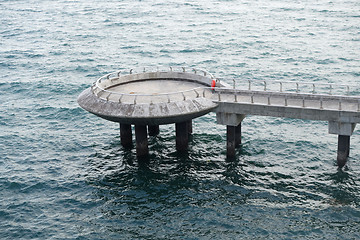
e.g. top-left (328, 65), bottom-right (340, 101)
top-left (235, 123), bottom-right (241, 148)
top-left (337, 135), bottom-right (350, 168)
top-left (135, 125), bottom-right (149, 158)
top-left (148, 125), bottom-right (160, 136)
top-left (187, 120), bottom-right (193, 135)
top-left (227, 125), bottom-right (236, 158)
top-left (176, 122), bottom-right (189, 151)
top-left (120, 123), bottom-right (132, 148)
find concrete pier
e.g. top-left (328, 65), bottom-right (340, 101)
top-left (176, 122), bottom-right (189, 151)
top-left (227, 125), bottom-right (236, 158)
top-left (148, 125), bottom-right (160, 136)
top-left (235, 123), bottom-right (241, 148)
top-left (78, 67), bottom-right (359, 167)
top-left (135, 125), bottom-right (149, 158)
top-left (226, 123), bottom-right (242, 158)
top-left (337, 135), bottom-right (350, 168)
top-left (120, 123), bottom-right (132, 148)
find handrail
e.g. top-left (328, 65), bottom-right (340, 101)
top-left (90, 67), bottom-right (360, 112)
top-left (218, 78), bottom-right (359, 97)
top-left (213, 87), bottom-right (360, 112)
top-left (95, 66), bottom-right (215, 85)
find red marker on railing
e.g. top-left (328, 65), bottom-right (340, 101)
top-left (211, 79), bottom-right (216, 92)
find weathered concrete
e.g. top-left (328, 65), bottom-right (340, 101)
top-left (337, 135), bottom-right (350, 168)
top-left (120, 123), bottom-right (132, 148)
top-left (216, 112), bottom-right (245, 126)
top-left (176, 122), bottom-right (189, 151)
top-left (329, 121), bottom-right (357, 136)
top-left (78, 88), bottom-right (218, 125)
top-left (135, 125), bottom-right (148, 158)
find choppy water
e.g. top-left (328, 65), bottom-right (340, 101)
top-left (1, 0), bottom-right (360, 239)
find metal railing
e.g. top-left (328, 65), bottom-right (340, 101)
top-left (89, 67), bottom-right (360, 111)
top-left (92, 86), bottom-right (215, 104)
top-left (91, 66), bottom-right (216, 103)
top-left (213, 87), bottom-right (360, 112)
top-left (94, 66), bottom-right (215, 86)
top-left (224, 78), bottom-right (360, 97)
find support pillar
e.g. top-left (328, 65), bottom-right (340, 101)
top-left (337, 135), bottom-right (350, 168)
top-left (235, 123), bottom-right (241, 148)
top-left (148, 125), bottom-right (160, 136)
top-left (328, 121), bottom-right (356, 168)
top-left (120, 123), bottom-right (132, 148)
top-left (187, 120), bottom-right (193, 136)
top-left (227, 125), bottom-right (236, 159)
top-left (135, 125), bottom-right (148, 158)
top-left (176, 121), bottom-right (189, 151)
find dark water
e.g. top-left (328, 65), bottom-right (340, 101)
top-left (1, 0), bottom-right (360, 239)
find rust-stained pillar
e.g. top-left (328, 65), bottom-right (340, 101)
top-left (120, 123), bottom-right (132, 148)
top-left (135, 125), bottom-right (148, 158)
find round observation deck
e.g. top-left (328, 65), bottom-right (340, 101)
top-left (77, 67), bottom-right (220, 125)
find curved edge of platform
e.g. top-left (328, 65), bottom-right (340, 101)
top-left (77, 88), bottom-right (218, 125)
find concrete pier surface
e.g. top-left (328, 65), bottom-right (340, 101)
top-left (78, 67), bottom-right (359, 167)
top-left (77, 68), bottom-right (219, 125)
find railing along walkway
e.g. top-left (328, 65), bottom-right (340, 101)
top-left (211, 79), bottom-right (360, 123)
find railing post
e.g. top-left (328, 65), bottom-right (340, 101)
top-left (320, 97), bottom-right (323, 109)
top-left (339, 98), bottom-right (342, 111)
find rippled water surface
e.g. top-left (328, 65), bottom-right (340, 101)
top-left (1, 0), bottom-right (360, 239)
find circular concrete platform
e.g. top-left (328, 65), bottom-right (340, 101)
top-left (77, 68), bottom-right (220, 125)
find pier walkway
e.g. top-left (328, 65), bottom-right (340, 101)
top-left (78, 67), bottom-right (360, 167)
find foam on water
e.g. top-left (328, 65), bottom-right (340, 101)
top-left (1, 0), bottom-right (360, 239)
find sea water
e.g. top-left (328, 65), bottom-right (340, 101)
top-left (1, 0), bottom-right (360, 239)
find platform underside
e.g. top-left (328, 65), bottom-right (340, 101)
top-left (78, 88), bottom-right (218, 125)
